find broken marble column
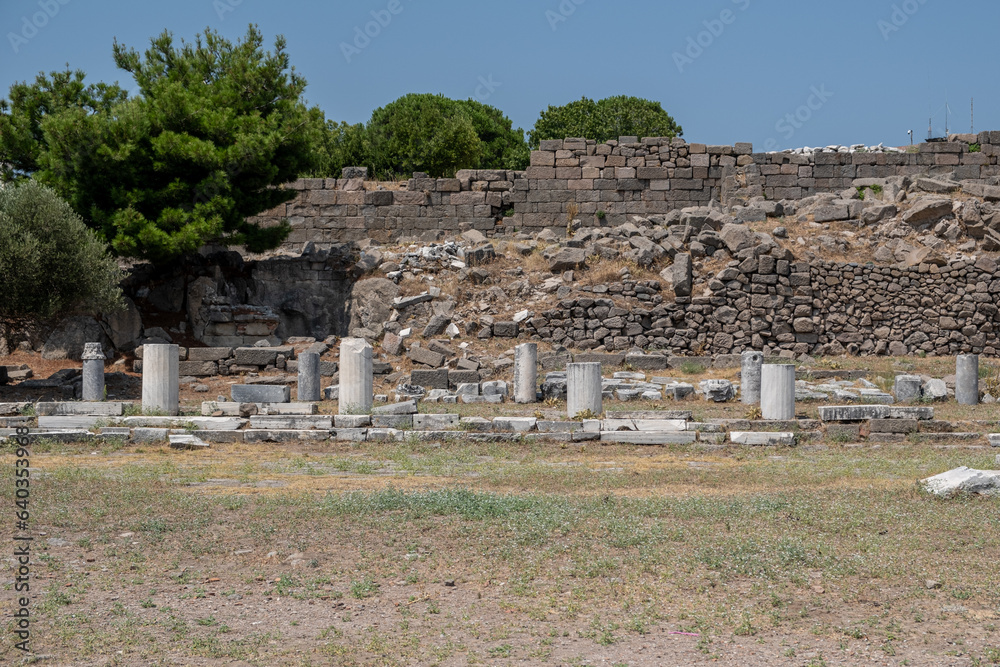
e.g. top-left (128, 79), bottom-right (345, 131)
top-left (81, 342), bottom-right (106, 401)
top-left (513, 343), bottom-right (538, 404)
top-left (339, 338), bottom-right (373, 414)
top-left (567, 362), bottom-right (602, 418)
top-left (740, 350), bottom-right (763, 405)
top-left (141, 344), bottom-right (179, 416)
top-left (761, 364), bottom-right (795, 420)
top-left (894, 374), bottom-right (922, 403)
top-left (297, 351), bottom-right (321, 402)
top-left (956, 354), bottom-right (979, 405)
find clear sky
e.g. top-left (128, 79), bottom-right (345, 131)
top-left (1, 0), bottom-right (995, 151)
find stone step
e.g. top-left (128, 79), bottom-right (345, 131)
top-left (536, 420), bottom-right (582, 433)
top-left (245, 429), bottom-right (331, 443)
top-left (606, 410), bottom-right (693, 420)
top-left (248, 415), bottom-right (333, 430)
top-left (37, 416), bottom-right (104, 429)
top-left (413, 414), bottom-right (460, 429)
top-left (231, 385), bottom-right (291, 403)
top-left (910, 433), bottom-right (983, 443)
top-left (201, 401), bottom-right (318, 416)
top-left (123, 417), bottom-right (247, 431)
top-left (819, 405), bottom-right (934, 421)
top-left (372, 415), bottom-right (412, 429)
top-left (599, 431), bottom-right (698, 445)
top-left (601, 418), bottom-right (687, 432)
top-left (36, 402), bottom-right (124, 416)
top-left (730, 431), bottom-right (795, 446)
top-left (0, 403), bottom-right (29, 416)
top-left (492, 417), bottom-right (537, 432)
top-left (367, 428), bottom-right (405, 442)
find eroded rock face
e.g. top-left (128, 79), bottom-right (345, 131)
top-left (100, 297), bottom-right (143, 351)
top-left (348, 279), bottom-right (399, 339)
top-left (41, 316), bottom-right (112, 360)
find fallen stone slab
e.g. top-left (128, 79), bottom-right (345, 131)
top-left (248, 415), bottom-right (333, 430)
top-left (373, 400), bottom-right (418, 415)
top-left (36, 402), bottom-right (124, 416)
top-left (599, 431), bottom-right (698, 445)
top-left (921, 466), bottom-right (1000, 496)
top-left (460, 394), bottom-right (502, 404)
top-left (730, 431), bottom-right (795, 446)
top-left (169, 434), bottom-right (210, 450)
top-left (988, 434), bottom-right (1000, 447)
top-left (232, 385), bottom-right (291, 403)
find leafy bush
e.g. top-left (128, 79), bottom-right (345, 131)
top-left (529, 95), bottom-right (683, 147)
top-left (0, 180), bottom-right (123, 327)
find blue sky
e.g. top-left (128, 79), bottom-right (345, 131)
top-left (1, 0), bottom-right (995, 151)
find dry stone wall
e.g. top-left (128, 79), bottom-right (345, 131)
top-left (253, 131), bottom-right (1000, 248)
top-left (517, 252), bottom-right (1000, 359)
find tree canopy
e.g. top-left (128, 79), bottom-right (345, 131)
top-left (3, 25), bottom-right (325, 262)
top-left (0, 68), bottom-right (126, 182)
top-left (529, 95), bottom-right (683, 147)
top-left (0, 180), bottom-right (124, 327)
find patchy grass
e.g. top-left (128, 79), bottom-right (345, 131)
top-left (3, 438), bottom-right (1000, 664)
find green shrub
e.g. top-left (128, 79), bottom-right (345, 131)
top-left (0, 180), bottom-right (123, 328)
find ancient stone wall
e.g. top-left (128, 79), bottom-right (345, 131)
top-left (515, 253), bottom-right (1000, 359)
top-left (252, 131), bottom-right (1000, 249)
